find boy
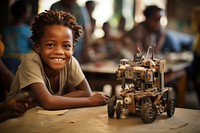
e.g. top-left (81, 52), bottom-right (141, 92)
top-left (8, 10), bottom-right (109, 110)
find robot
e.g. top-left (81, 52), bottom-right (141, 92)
top-left (107, 45), bottom-right (175, 123)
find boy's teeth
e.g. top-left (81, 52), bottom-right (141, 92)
top-left (54, 59), bottom-right (62, 61)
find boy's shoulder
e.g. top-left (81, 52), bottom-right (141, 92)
top-left (70, 56), bottom-right (81, 66)
top-left (24, 52), bottom-right (39, 59)
top-left (21, 52), bottom-right (41, 65)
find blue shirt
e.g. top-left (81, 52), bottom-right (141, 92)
top-left (1, 24), bottom-right (33, 55)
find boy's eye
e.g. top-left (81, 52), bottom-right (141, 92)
top-left (46, 43), bottom-right (54, 48)
top-left (63, 44), bottom-right (72, 50)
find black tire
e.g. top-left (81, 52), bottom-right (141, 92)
top-left (116, 102), bottom-right (123, 119)
top-left (140, 103), bottom-right (158, 124)
top-left (166, 88), bottom-right (175, 117)
top-left (107, 96), bottom-right (116, 118)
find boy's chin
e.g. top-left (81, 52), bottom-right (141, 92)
top-left (52, 66), bottom-right (65, 70)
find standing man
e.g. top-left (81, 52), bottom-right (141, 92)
top-left (50, 0), bottom-right (92, 63)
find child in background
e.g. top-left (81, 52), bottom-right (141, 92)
top-left (0, 59), bottom-right (28, 122)
top-left (8, 10), bottom-right (109, 110)
top-left (1, 0), bottom-right (33, 74)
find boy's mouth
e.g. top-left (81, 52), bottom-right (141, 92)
top-left (50, 57), bottom-right (66, 62)
top-left (52, 58), bottom-right (64, 61)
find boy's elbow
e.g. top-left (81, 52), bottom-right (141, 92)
top-left (39, 98), bottom-right (55, 110)
top-left (42, 103), bottom-right (53, 110)
top-left (88, 91), bottom-right (92, 97)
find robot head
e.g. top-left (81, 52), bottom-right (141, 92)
top-left (134, 47), bottom-right (144, 63)
top-left (142, 59), bottom-right (156, 68)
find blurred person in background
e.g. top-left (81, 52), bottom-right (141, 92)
top-left (50, 0), bottom-right (92, 63)
top-left (115, 15), bottom-right (134, 59)
top-left (189, 7), bottom-right (200, 105)
top-left (85, 0), bottom-right (96, 35)
top-left (0, 59), bottom-right (28, 122)
top-left (0, 38), bottom-right (27, 122)
top-left (117, 16), bottom-right (127, 37)
top-left (0, 37), bottom-right (13, 101)
top-left (1, 0), bottom-right (33, 74)
top-left (89, 22), bottom-right (123, 62)
top-left (126, 5), bottom-right (177, 53)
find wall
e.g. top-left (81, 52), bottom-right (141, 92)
top-left (166, 0), bottom-right (200, 34)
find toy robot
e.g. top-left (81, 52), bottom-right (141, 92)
top-left (107, 45), bottom-right (175, 123)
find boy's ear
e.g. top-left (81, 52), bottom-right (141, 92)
top-left (34, 44), bottom-right (40, 53)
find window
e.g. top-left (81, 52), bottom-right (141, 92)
top-left (38, 0), bottom-right (167, 37)
top-left (38, 0), bottom-right (114, 38)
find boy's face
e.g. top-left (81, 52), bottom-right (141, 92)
top-left (35, 25), bottom-right (74, 71)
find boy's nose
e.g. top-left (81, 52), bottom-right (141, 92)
top-left (54, 50), bottom-right (64, 54)
top-left (54, 47), bottom-right (64, 54)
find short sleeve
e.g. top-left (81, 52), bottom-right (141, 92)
top-left (67, 57), bottom-right (85, 88)
top-left (10, 53), bottom-right (45, 94)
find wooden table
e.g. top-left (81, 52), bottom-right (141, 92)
top-left (81, 52), bottom-right (193, 107)
top-left (0, 106), bottom-right (199, 133)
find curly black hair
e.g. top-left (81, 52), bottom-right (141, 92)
top-left (143, 5), bottom-right (162, 18)
top-left (30, 10), bottom-right (82, 45)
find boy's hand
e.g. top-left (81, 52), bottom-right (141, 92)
top-left (89, 92), bottom-right (110, 106)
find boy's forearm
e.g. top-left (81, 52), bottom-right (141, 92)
top-left (62, 90), bottom-right (92, 97)
top-left (41, 95), bottom-right (93, 110)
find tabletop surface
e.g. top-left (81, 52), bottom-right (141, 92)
top-left (0, 106), bottom-right (199, 133)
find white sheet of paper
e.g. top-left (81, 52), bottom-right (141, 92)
top-left (36, 109), bottom-right (69, 115)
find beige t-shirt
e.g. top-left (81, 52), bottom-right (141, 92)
top-left (9, 52), bottom-right (85, 97)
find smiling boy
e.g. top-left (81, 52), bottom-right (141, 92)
top-left (8, 10), bottom-right (109, 110)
